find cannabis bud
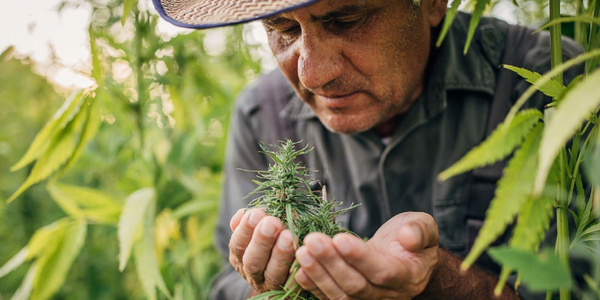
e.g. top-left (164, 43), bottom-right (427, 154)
top-left (243, 139), bottom-right (358, 300)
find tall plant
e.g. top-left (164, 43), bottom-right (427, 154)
top-left (0, 0), bottom-right (262, 299)
top-left (438, 0), bottom-right (600, 299)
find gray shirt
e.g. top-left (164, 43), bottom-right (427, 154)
top-left (210, 12), bottom-right (584, 300)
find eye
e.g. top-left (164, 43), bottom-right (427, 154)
top-left (324, 16), bottom-right (366, 33)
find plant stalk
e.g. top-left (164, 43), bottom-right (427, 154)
top-left (134, 10), bottom-right (145, 150)
top-left (549, 0), bottom-right (563, 85)
top-left (586, 0), bottom-right (600, 74)
top-left (556, 149), bottom-right (571, 300)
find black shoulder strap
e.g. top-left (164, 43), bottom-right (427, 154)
top-left (472, 25), bottom-right (538, 181)
top-left (257, 68), bottom-right (298, 145)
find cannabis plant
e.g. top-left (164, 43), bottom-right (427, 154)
top-left (244, 140), bottom-right (357, 300)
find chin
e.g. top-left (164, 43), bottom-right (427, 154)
top-left (318, 114), bottom-right (376, 135)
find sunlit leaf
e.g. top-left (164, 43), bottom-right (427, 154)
top-left (462, 123), bottom-right (543, 270)
top-left (62, 89), bottom-right (103, 172)
top-left (488, 247), bottom-right (571, 291)
top-left (89, 27), bottom-right (102, 84)
top-left (8, 100), bottom-right (89, 203)
top-left (121, 0), bottom-right (136, 25)
top-left (172, 199), bottom-right (218, 219)
top-left (439, 109), bottom-right (543, 181)
top-left (31, 219), bottom-right (87, 300)
top-left (118, 187), bottom-right (155, 271)
top-left (0, 247), bottom-right (28, 279)
top-left (47, 182), bottom-right (122, 225)
top-left (534, 68), bottom-right (600, 195)
top-left (10, 91), bottom-right (85, 172)
top-left (133, 196), bottom-right (172, 300)
top-left (503, 65), bottom-right (566, 99)
top-left (10, 263), bottom-right (37, 300)
top-left (464, 0), bottom-right (491, 54)
top-left (435, 0), bottom-right (464, 47)
top-left (26, 219), bottom-right (70, 260)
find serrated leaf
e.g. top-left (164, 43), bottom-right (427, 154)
top-left (464, 0), bottom-right (491, 54)
top-left (62, 93), bottom-right (103, 172)
top-left (503, 65), bottom-right (566, 99)
top-left (31, 219), bottom-right (87, 300)
top-left (504, 49), bottom-right (600, 137)
top-left (8, 101), bottom-right (89, 203)
top-left (133, 196), bottom-right (172, 300)
top-left (0, 247), bottom-right (28, 279)
top-left (11, 91), bottom-right (85, 172)
top-left (462, 123), bottom-right (543, 270)
top-left (439, 109), bottom-right (543, 180)
top-left (26, 219), bottom-right (70, 260)
top-left (510, 196), bottom-right (555, 251)
top-left (534, 68), bottom-right (600, 195)
top-left (121, 0), bottom-right (136, 25)
top-left (118, 187), bottom-right (155, 271)
top-left (10, 262), bottom-right (37, 300)
top-left (488, 247), bottom-right (571, 291)
top-left (47, 182), bottom-right (122, 225)
top-left (435, 0), bottom-right (464, 47)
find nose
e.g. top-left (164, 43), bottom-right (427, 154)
top-left (297, 30), bottom-right (344, 91)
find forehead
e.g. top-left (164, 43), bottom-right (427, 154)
top-left (262, 0), bottom-right (383, 23)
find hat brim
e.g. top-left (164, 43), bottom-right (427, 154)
top-left (153, 0), bottom-right (321, 29)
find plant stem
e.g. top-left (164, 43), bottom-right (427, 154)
top-left (550, 0), bottom-right (563, 85)
top-left (586, 0), bottom-right (600, 74)
top-left (556, 149), bottom-right (571, 300)
top-left (134, 10), bottom-right (145, 150)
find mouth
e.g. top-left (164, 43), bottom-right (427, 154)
top-left (316, 91), bottom-right (360, 109)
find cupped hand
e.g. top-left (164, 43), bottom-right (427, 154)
top-left (229, 208), bottom-right (296, 294)
top-left (294, 212), bottom-right (440, 300)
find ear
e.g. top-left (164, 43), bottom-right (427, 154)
top-left (425, 0), bottom-right (448, 27)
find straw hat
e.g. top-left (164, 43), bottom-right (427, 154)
top-left (153, 0), bottom-right (320, 29)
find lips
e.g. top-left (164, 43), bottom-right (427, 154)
top-left (316, 91), bottom-right (360, 109)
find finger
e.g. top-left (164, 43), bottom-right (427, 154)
top-left (296, 245), bottom-right (346, 300)
top-left (332, 233), bottom-right (408, 287)
top-left (398, 212), bottom-right (439, 252)
top-left (263, 229), bottom-right (295, 287)
top-left (242, 216), bottom-right (283, 283)
top-left (230, 208), bottom-right (245, 232)
top-left (229, 209), bottom-right (266, 260)
top-left (304, 233), bottom-right (374, 298)
top-left (295, 268), bottom-right (328, 300)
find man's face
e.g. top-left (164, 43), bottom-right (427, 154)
top-left (263, 0), bottom-right (442, 134)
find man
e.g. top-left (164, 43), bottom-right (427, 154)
top-left (153, 0), bottom-right (584, 299)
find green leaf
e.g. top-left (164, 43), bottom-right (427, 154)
top-left (10, 262), bottom-right (37, 300)
top-left (133, 196), bottom-right (172, 300)
top-left (504, 49), bottom-right (600, 134)
top-left (462, 123), bottom-right (543, 270)
top-left (121, 0), bottom-right (136, 26)
top-left (503, 65), bottom-right (566, 99)
top-left (11, 90), bottom-right (85, 172)
top-left (439, 109), bottom-right (543, 180)
top-left (118, 187), bottom-right (155, 271)
top-left (435, 0), bottom-right (464, 47)
top-left (62, 92), bottom-right (103, 172)
top-left (534, 68), bottom-right (600, 195)
top-left (47, 182), bottom-right (122, 225)
top-left (89, 27), bottom-right (102, 84)
top-left (0, 247), bottom-right (28, 279)
top-left (534, 16), bottom-right (600, 33)
top-left (488, 247), bottom-right (571, 291)
top-left (8, 99), bottom-right (89, 203)
top-left (26, 219), bottom-right (70, 260)
top-left (510, 196), bottom-right (555, 251)
top-left (31, 219), bottom-right (87, 300)
top-left (464, 0), bottom-right (491, 54)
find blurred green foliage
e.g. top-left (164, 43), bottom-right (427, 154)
top-left (0, 0), bottom-right (264, 299)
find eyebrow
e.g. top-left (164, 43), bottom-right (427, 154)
top-left (262, 4), bottom-right (378, 26)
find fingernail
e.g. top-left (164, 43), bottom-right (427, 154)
top-left (410, 224), bottom-right (423, 247)
top-left (334, 237), bottom-right (351, 255)
top-left (248, 210), bottom-right (261, 227)
top-left (297, 250), bottom-right (314, 266)
top-left (261, 219), bottom-right (277, 237)
top-left (277, 233), bottom-right (292, 251)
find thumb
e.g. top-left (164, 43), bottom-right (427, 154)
top-left (398, 213), bottom-right (439, 252)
